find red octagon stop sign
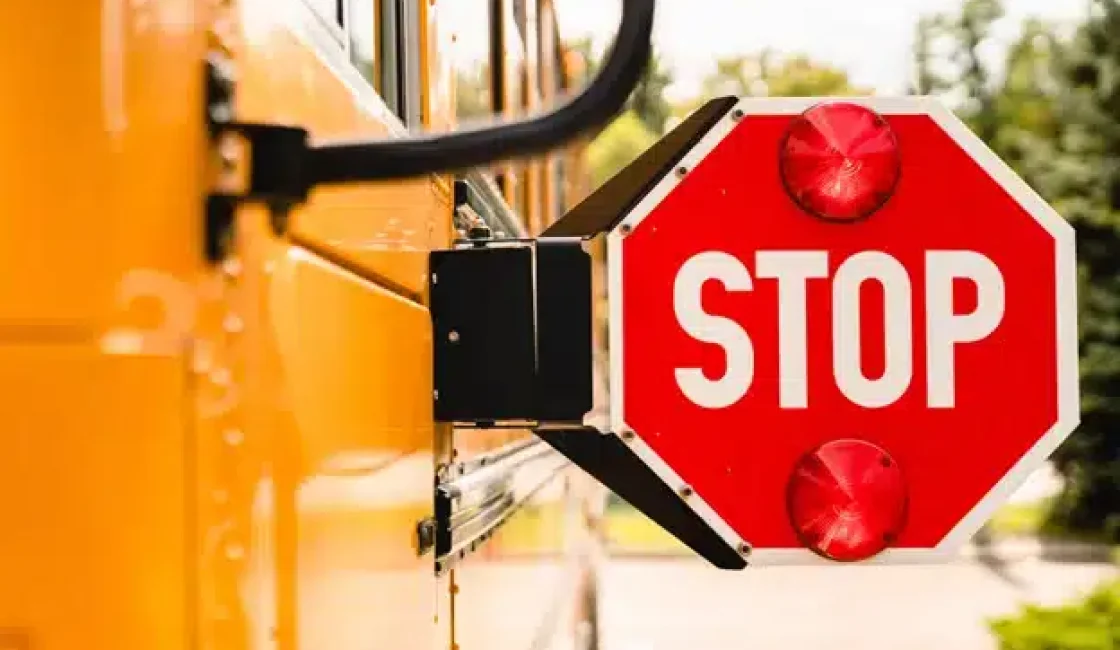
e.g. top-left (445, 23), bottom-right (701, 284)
top-left (607, 97), bottom-right (1079, 564)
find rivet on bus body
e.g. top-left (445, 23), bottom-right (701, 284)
top-left (221, 257), bottom-right (242, 279)
top-left (223, 313), bottom-right (244, 334)
top-left (224, 543), bottom-right (245, 561)
top-left (223, 428), bottom-right (244, 447)
top-left (210, 367), bottom-right (232, 386)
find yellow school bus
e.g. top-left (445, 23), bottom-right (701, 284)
top-left (0, 1), bottom-right (650, 650)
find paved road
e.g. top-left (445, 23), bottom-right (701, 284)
top-left (598, 555), bottom-right (1117, 650)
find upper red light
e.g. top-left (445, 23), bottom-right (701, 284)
top-left (786, 439), bottom-right (908, 562)
top-left (778, 102), bottom-right (902, 222)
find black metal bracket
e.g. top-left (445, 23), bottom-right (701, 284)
top-left (537, 428), bottom-right (748, 570)
top-left (214, 122), bottom-right (313, 205)
top-left (426, 97), bottom-right (754, 570)
top-left (429, 237), bottom-right (593, 425)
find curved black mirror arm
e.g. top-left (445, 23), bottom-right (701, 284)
top-left (307, 0), bottom-right (654, 185)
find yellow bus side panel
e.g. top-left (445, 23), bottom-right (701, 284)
top-left (0, 0), bottom-right (204, 331)
top-left (268, 241), bottom-right (439, 650)
top-left (0, 348), bottom-right (191, 650)
top-left (237, 0), bottom-right (449, 299)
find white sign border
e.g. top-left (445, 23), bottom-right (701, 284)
top-left (605, 95), bottom-right (1079, 567)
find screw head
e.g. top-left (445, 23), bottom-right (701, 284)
top-left (675, 166), bottom-right (688, 178)
top-left (679, 485), bottom-right (694, 499)
top-left (448, 330), bottom-right (460, 343)
top-left (738, 543), bottom-right (752, 556)
top-left (731, 108), bottom-right (745, 121)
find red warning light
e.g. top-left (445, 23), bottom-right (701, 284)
top-left (778, 102), bottom-right (902, 222)
top-left (786, 439), bottom-right (908, 562)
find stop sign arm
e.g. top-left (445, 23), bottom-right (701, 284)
top-left (542, 96), bottom-right (740, 239)
top-left (427, 99), bottom-right (754, 570)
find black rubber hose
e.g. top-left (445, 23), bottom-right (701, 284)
top-left (307, 0), bottom-right (655, 183)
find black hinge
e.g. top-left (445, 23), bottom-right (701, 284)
top-left (205, 54), bottom-right (312, 262)
top-left (415, 517), bottom-right (437, 557)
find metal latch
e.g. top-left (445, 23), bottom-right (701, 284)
top-left (415, 517), bottom-right (437, 557)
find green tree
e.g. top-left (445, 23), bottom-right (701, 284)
top-left (1029, 0), bottom-right (1120, 540)
top-left (920, 0), bottom-right (1120, 540)
top-left (629, 49), bottom-right (673, 134)
top-left (912, 16), bottom-right (949, 95)
top-left (455, 60), bottom-right (492, 120)
top-left (567, 37), bottom-right (672, 134)
top-left (694, 52), bottom-right (866, 104)
top-left (585, 110), bottom-right (658, 188)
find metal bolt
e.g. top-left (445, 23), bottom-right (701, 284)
top-left (620, 224), bottom-right (633, 236)
top-left (223, 428), bottom-right (244, 446)
top-left (679, 485), bottom-right (694, 499)
top-left (675, 166), bottom-right (688, 178)
top-left (225, 543), bottom-right (245, 560)
top-left (210, 367), bottom-right (232, 386)
top-left (731, 108), bottom-right (745, 121)
top-left (221, 257), bottom-right (242, 279)
top-left (448, 330), bottom-right (460, 343)
top-left (223, 313), bottom-right (244, 333)
top-left (738, 543), bottom-right (752, 557)
top-left (620, 430), bottom-right (635, 441)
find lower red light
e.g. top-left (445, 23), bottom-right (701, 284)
top-left (786, 439), bottom-right (908, 562)
top-left (778, 102), bottom-right (902, 222)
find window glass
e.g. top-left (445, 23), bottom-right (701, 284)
top-left (304, 0), bottom-right (342, 27)
top-left (450, 0), bottom-right (494, 121)
top-left (348, 0), bottom-right (377, 87)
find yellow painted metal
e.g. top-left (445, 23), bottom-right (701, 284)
top-left (0, 3), bottom-right (205, 650)
top-left (1, 1), bottom-right (594, 649)
top-left (227, 1), bottom-right (449, 649)
top-left (237, 0), bottom-right (452, 300)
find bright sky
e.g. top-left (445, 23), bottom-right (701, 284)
top-left (443, 0), bottom-right (1088, 99)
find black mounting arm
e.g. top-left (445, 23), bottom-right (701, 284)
top-left (309, 0), bottom-right (654, 183)
top-left (428, 97), bottom-right (751, 570)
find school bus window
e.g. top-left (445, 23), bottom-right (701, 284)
top-left (452, 0), bottom-right (494, 121)
top-left (378, 0), bottom-right (421, 124)
top-left (304, 0), bottom-right (344, 32)
top-left (347, 0), bottom-right (378, 88)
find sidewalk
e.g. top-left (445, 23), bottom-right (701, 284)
top-left (596, 554), bottom-right (1119, 650)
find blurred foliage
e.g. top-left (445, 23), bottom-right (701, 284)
top-left (454, 60), bottom-right (492, 121)
top-left (988, 499), bottom-right (1053, 537)
top-left (568, 36), bottom-right (674, 135)
top-left (587, 51), bottom-right (863, 189)
top-left (630, 49), bottom-right (674, 134)
top-left (918, 0), bottom-right (1120, 543)
top-left (586, 110), bottom-right (658, 189)
top-left (989, 579), bottom-right (1120, 649)
top-left (700, 52), bottom-right (868, 99)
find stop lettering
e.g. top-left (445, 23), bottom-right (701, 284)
top-left (673, 249), bottom-right (1005, 410)
top-left (606, 97), bottom-right (1079, 566)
